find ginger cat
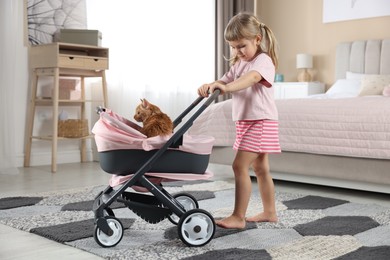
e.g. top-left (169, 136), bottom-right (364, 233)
top-left (133, 98), bottom-right (173, 138)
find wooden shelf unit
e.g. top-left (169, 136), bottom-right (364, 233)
top-left (24, 42), bottom-right (109, 172)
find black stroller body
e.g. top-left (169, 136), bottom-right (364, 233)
top-left (92, 91), bottom-right (220, 247)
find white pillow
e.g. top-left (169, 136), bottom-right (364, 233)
top-left (346, 71), bottom-right (366, 80)
top-left (358, 74), bottom-right (390, 96)
top-left (326, 79), bottom-right (361, 97)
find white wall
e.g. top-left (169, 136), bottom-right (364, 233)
top-left (257, 0), bottom-right (390, 87)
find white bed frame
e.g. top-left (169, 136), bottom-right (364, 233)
top-left (211, 39), bottom-right (390, 194)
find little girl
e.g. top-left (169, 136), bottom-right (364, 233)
top-left (198, 12), bottom-right (281, 229)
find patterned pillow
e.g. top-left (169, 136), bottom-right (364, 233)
top-left (358, 74), bottom-right (390, 96)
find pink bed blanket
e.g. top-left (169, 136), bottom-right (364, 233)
top-left (188, 100), bottom-right (236, 147)
top-left (188, 97), bottom-right (390, 160)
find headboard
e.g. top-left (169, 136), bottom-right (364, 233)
top-left (335, 39), bottom-right (390, 80)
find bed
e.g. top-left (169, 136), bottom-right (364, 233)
top-left (189, 39), bottom-right (390, 194)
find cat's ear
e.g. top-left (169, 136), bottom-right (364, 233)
top-left (141, 98), bottom-right (147, 108)
top-left (142, 99), bottom-right (150, 108)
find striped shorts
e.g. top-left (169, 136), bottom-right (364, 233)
top-left (233, 120), bottom-right (281, 154)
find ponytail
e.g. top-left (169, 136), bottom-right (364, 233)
top-left (261, 24), bottom-right (279, 69)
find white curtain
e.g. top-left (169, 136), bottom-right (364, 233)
top-left (0, 0), bottom-right (23, 174)
top-left (86, 0), bottom-right (215, 120)
top-left (216, 0), bottom-right (254, 102)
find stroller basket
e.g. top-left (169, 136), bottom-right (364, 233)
top-left (93, 109), bottom-right (214, 176)
top-left (92, 90), bottom-right (220, 248)
top-left (92, 96), bottom-right (216, 176)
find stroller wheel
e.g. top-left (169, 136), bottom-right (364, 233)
top-left (178, 209), bottom-right (215, 247)
top-left (94, 217), bottom-right (123, 248)
top-left (168, 193), bottom-right (199, 225)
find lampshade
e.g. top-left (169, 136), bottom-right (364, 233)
top-left (296, 54), bottom-right (313, 69)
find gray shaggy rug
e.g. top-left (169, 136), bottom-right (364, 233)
top-left (1, 180), bottom-right (390, 260)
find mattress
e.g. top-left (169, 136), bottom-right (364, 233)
top-left (188, 97), bottom-right (390, 160)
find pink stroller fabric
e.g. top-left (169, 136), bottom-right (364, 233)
top-left (92, 109), bottom-right (215, 154)
top-left (92, 109), bottom-right (215, 188)
top-left (109, 171), bottom-right (214, 191)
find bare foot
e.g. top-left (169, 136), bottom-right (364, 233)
top-left (215, 215), bottom-right (246, 229)
top-left (246, 212), bottom-right (278, 223)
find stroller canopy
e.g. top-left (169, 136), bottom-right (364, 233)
top-left (92, 109), bottom-right (215, 155)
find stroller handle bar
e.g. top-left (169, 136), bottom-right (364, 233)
top-left (132, 88), bottom-right (220, 171)
top-left (170, 89), bottom-right (220, 142)
top-left (173, 89), bottom-right (220, 127)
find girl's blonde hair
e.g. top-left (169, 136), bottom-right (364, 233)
top-left (224, 12), bottom-right (279, 68)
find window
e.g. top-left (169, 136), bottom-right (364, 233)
top-left (86, 0), bottom-right (215, 118)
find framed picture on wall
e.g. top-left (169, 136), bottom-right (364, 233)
top-left (26, 0), bottom-right (87, 45)
top-left (323, 0), bottom-right (390, 23)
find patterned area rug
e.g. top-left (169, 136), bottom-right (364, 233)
top-left (1, 180), bottom-right (390, 260)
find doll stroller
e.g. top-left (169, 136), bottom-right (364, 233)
top-left (92, 90), bottom-right (220, 248)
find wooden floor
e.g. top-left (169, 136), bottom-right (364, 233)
top-left (1, 162), bottom-right (389, 260)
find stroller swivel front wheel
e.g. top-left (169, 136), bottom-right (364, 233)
top-left (94, 217), bottom-right (123, 248)
top-left (168, 193), bottom-right (199, 225)
top-left (103, 207), bottom-right (115, 217)
top-left (178, 209), bottom-right (215, 247)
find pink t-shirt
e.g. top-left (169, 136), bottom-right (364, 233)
top-left (220, 53), bottom-right (277, 121)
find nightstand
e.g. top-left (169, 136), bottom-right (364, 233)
top-left (273, 82), bottom-right (325, 99)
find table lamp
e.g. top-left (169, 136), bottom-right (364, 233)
top-left (296, 53), bottom-right (313, 82)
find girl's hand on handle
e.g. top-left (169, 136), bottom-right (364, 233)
top-left (198, 81), bottom-right (227, 97)
top-left (198, 84), bottom-right (211, 97)
top-left (209, 82), bottom-right (226, 95)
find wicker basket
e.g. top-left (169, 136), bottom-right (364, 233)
top-left (58, 119), bottom-right (89, 138)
